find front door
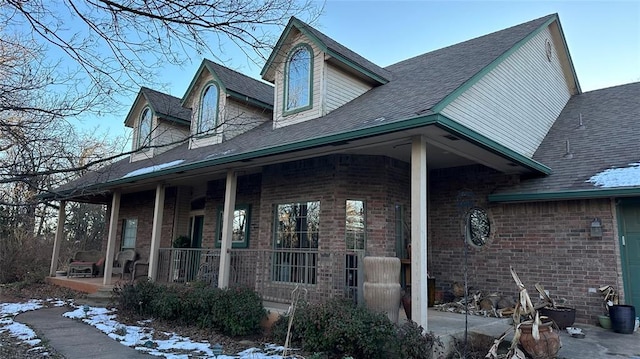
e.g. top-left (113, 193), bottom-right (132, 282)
top-left (618, 199), bottom-right (640, 306)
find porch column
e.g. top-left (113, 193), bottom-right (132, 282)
top-left (218, 170), bottom-right (237, 288)
top-left (49, 201), bottom-right (67, 276)
top-left (411, 136), bottom-right (429, 330)
top-left (148, 184), bottom-right (165, 281)
top-left (103, 191), bottom-right (121, 285)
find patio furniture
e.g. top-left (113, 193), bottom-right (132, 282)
top-left (112, 249), bottom-right (138, 281)
top-left (68, 250), bottom-right (103, 278)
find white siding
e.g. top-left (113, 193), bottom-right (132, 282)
top-left (325, 64), bottom-right (372, 113)
top-left (273, 33), bottom-right (324, 129)
top-left (154, 121), bottom-right (190, 154)
top-left (441, 27), bottom-right (571, 158)
top-left (223, 98), bottom-right (271, 140)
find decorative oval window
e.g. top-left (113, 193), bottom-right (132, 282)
top-left (466, 208), bottom-right (490, 247)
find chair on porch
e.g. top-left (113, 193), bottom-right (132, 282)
top-left (112, 249), bottom-right (137, 281)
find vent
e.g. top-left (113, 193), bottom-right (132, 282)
top-left (443, 134), bottom-right (460, 141)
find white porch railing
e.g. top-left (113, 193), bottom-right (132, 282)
top-left (156, 248), bottom-right (364, 304)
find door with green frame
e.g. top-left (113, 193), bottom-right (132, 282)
top-left (618, 198), bottom-right (640, 307)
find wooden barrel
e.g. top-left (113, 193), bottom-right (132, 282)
top-left (363, 256), bottom-right (401, 323)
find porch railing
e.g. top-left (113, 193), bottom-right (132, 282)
top-left (156, 248), bottom-right (364, 304)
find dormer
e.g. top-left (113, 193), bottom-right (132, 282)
top-left (261, 17), bottom-right (392, 129)
top-left (182, 60), bottom-right (273, 149)
top-left (124, 87), bottom-right (191, 162)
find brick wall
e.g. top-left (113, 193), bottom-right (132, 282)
top-left (429, 165), bottom-right (619, 324)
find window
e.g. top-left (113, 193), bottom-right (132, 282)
top-left (216, 205), bottom-right (250, 248)
top-left (284, 45), bottom-right (312, 112)
top-left (465, 208), bottom-right (491, 248)
top-left (121, 219), bottom-right (137, 249)
top-left (346, 200), bottom-right (365, 251)
top-left (198, 82), bottom-right (219, 135)
top-left (137, 107), bottom-right (152, 149)
top-left (272, 201), bottom-right (319, 284)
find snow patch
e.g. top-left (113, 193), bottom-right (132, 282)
top-left (586, 162), bottom-right (640, 188)
top-left (123, 160), bottom-right (185, 178)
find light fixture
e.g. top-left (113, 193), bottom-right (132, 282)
top-left (591, 218), bottom-right (602, 238)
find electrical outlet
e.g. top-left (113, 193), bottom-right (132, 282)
top-left (588, 287), bottom-right (597, 293)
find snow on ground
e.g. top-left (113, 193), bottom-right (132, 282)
top-left (1, 300), bottom-right (292, 358)
top-left (587, 162), bottom-right (640, 188)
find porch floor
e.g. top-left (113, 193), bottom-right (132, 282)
top-left (46, 275), bottom-right (124, 294)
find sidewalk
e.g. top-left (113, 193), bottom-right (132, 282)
top-left (15, 307), bottom-right (151, 359)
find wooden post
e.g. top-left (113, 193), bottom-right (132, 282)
top-left (218, 170), bottom-right (237, 288)
top-left (103, 191), bottom-right (121, 285)
top-left (148, 184), bottom-right (165, 281)
top-left (411, 136), bottom-right (429, 330)
top-left (49, 201), bottom-right (66, 276)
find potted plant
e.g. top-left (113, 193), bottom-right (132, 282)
top-left (535, 284), bottom-right (576, 329)
top-left (600, 285), bottom-right (636, 333)
top-left (598, 285), bottom-right (617, 329)
top-left (486, 267), bottom-right (560, 359)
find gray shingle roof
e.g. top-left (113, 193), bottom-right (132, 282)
top-left (54, 14), bottom-right (571, 198)
top-left (491, 82), bottom-right (640, 197)
top-left (141, 87), bottom-right (191, 123)
top-left (204, 60), bottom-right (274, 106)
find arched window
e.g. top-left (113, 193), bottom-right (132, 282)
top-left (285, 45), bottom-right (312, 112)
top-left (198, 83), bottom-right (219, 134)
top-left (465, 208), bottom-right (491, 248)
top-left (137, 107), bottom-right (152, 149)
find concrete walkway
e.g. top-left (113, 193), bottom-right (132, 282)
top-left (15, 307), bottom-right (152, 359)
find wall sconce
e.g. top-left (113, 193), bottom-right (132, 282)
top-left (591, 218), bottom-right (603, 238)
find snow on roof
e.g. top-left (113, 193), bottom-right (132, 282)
top-left (123, 160), bottom-right (185, 179)
top-left (586, 162), bottom-right (640, 188)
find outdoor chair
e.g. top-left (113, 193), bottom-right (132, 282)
top-left (111, 249), bottom-right (137, 281)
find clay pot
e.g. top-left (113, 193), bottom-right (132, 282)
top-left (519, 320), bottom-right (561, 359)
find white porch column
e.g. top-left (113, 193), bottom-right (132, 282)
top-left (103, 191), bottom-right (121, 285)
top-left (218, 170), bottom-right (237, 288)
top-left (411, 136), bottom-right (429, 329)
top-left (49, 201), bottom-right (67, 276)
top-left (148, 184), bottom-right (166, 281)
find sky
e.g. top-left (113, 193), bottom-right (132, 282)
top-left (80, 1), bottom-right (640, 143)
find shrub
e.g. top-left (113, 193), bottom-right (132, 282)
top-left (113, 281), bottom-right (266, 336)
top-left (272, 299), bottom-right (439, 359)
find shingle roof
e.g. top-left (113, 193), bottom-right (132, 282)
top-left (491, 82), bottom-right (640, 197)
top-left (53, 14), bottom-right (568, 198)
top-left (204, 60), bottom-right (274, 106)
top-left (141, 87), bottom-right (191, 123)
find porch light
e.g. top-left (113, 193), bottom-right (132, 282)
top-left (591, 218), bottom-right (602, 238)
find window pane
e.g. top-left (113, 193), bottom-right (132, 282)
top-left (466, 208), bottom-right (490, 247)
top-left (346, 200), bottom-right (365, 251)
top-left (286, 47), bottom-right (311, 111)
top-left (122, 219), bottom-right (137, 249)
top-left (217, 207), bottom-right (249, 248)
top-left (138, 108), bottom-right (152, 148)
top-left (199, 84), bottom-right (218, 134)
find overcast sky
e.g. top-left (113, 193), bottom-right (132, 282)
top-left (87, 1), bottom-right (640, 142)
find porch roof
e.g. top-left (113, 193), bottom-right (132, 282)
top-left (490, 82), bottom-right (640, 202)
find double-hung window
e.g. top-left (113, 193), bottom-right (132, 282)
top-left (121, 219), bottom-right (137, 249)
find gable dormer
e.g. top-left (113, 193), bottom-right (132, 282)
top-left (182, 60), bottom-right (273, 149)
top-left (261, 17), bottom-right (391, 129)
top-left (124, 87), bottom-right (191, 162)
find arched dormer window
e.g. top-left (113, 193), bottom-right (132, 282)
top-left (284, 44), bottom-right (313, 113)
top-left (198, 82), bottom-right (220, 135)
top-left (137, 107), bottom-right (152, 149)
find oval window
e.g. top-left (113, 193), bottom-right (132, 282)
top-left (466, 208), bottom-right (490, 247)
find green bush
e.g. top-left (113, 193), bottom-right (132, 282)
top-left (113, 281), bottom-right (266, 336)
top-left (272, 299), bottom-right (438, 359)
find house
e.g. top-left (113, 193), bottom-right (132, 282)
top-left (47, 13), bottom-right (640, 328)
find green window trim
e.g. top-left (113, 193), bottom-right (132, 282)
top-left (137, 107), bottom-right (152, 149)
top-left (283, 43), bottom-right (314, 115)
top-left (215, 204), bottom-right (250, 248)
top-left (197, 81), bottom-right (220, 137)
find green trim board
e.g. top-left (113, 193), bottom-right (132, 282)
top-left (489, 187), bottom-right (640, 203)
top-left (431, 15), bottom-right (558, 113)
top-left (227, 90), bottom-right (273, 111)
